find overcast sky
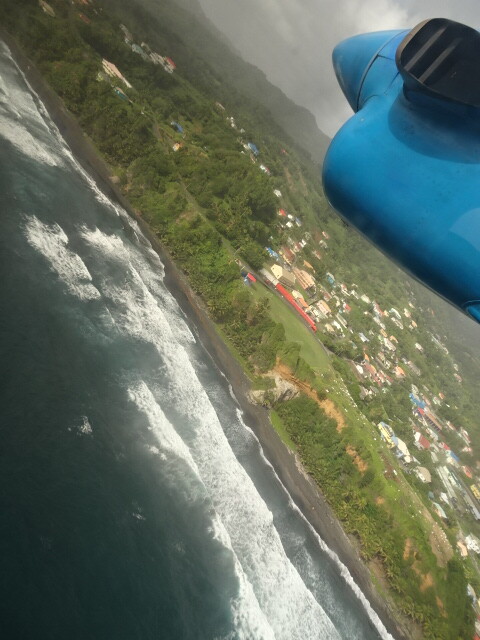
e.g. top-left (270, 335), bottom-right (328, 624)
top-left (198, 0), bottom-right (479, 136)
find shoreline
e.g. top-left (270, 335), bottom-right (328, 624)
top-left (3, 31), bottom-right (411, 640)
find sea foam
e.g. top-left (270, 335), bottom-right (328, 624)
top-left (24, 216), bottom-right (101, 301)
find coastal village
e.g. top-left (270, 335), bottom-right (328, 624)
top-left (12, 0), bottom-right (480, 637)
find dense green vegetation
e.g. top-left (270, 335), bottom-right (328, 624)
top-left (276, 396), bottom-right (474, 639)
top-left (2, 0), bottom-right (480, 637)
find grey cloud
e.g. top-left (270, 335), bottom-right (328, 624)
top-left (199, 0), bottom-right (480, 136)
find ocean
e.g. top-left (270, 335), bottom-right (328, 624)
top-left (0, 41), bottom-right (393, 640)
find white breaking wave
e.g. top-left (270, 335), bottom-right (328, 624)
top-left (24, 216), bottom-right (101, 301)
top-left (78, 416), bottom-right (93, 435)
top-left (242, 418), bottom-right (395, 640)
top-left (79, 225), bottom-right (194, 346)
top-left (76, 226), bottom-right (341, 640)
top-left (0, 43), bottom-right (64, 167)
top-left (128, 380), bottom-right (276, 640)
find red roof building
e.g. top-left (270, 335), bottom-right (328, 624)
top-left (415, 433), bottom-right (431, 450)
top-left (462, 465), bottom-right (473, 479)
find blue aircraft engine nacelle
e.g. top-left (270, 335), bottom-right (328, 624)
top-left (323, 18), bottom-right (480, 322)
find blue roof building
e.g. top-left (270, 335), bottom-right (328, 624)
top-left (170, 121), bottom-right (184, 134)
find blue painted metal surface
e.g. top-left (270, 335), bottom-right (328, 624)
top-left (323, 25), bottom-right (480, 322)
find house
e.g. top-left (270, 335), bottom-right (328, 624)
top-left (360, 294), bottom-right (371, 304)
top-left (316, 300), bottom-right (332, 318)
top-left (293, 268), bottom-right (316, 293)
top-left (415, 342), bottom-right (424, 352)
top-left (113, 87), bottom-right (129, 101)
top-left (422, 408), bottom-right (444, 432)
top-left (335, 313), bottom-right (348, 329)
top-left (273, 189), bottom-right (282, 198)
top-left (164, 57), bottom-right (176, 72)
top-left (271, 265), bottom-right (295, 288)
top-left (292, 290), bottom-right (308, 306)
top-left (378, 422), bottom-right (395, 448)
top-left (101, 59), bottom-right (132, 88)
top-left (77, 12), bottom-right (91, 24)
top-left (120, 24), bottom-right (133, 42)
top-left (432, 502), bottom-right (447, 519)
top-left (39, 0), bottom-right (55, 16)
top-left (132, 44), bottom-right (149, 61)
top-left (172, 143), bottom-right (182, 152)
top-left (259, 164), bottom-right (271, 175)
top-left (446, 450), bottom-right (460, 467)
top-left (149, 52), bottom-right (163, 65)
top-left (471, 484), bottom-right (480, 501)
top-left (415, 467), bottom-right (432, 483)
top-left (394, 437), bottom-right (412, 463)
top-left (406, 361), bottom-right (421, 376)
top-left (414, 432), bottom-right (431, 450)
top-left (457, 540), bottom-right (469, 557)
top-left (280, 247), bottom-right (295, 265)
top-left (373, 301), bottom-right (384, 316)
top-left (391, 317), bottom-right (404, 330)
top-left (278, 208), bottom-right (287, 217)
top-left (259, 268), bottom-right (278, 287)
top-left (384, 337), bottom-right (396, 352)
top-left (170, 121), bottom-right (184, 134)
top-left (466, 535), bottom-right (480, 554)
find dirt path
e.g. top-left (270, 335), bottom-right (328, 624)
top-left (273, 361), bottom-right (346, 429)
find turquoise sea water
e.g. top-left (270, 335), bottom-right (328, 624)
top-left (0, 42), bottom-right (393, 640)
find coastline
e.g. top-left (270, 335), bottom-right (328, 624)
top-left (2, 31), bottom-right (411, 640)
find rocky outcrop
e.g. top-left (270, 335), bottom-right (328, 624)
top-left (248, 373), bottom-right (299, 407)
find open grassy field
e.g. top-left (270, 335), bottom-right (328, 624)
top-left (249, 282), bottom-right (331, 372)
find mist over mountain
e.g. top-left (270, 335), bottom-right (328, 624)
top-left (131, 0), bottom-right (332, 164)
